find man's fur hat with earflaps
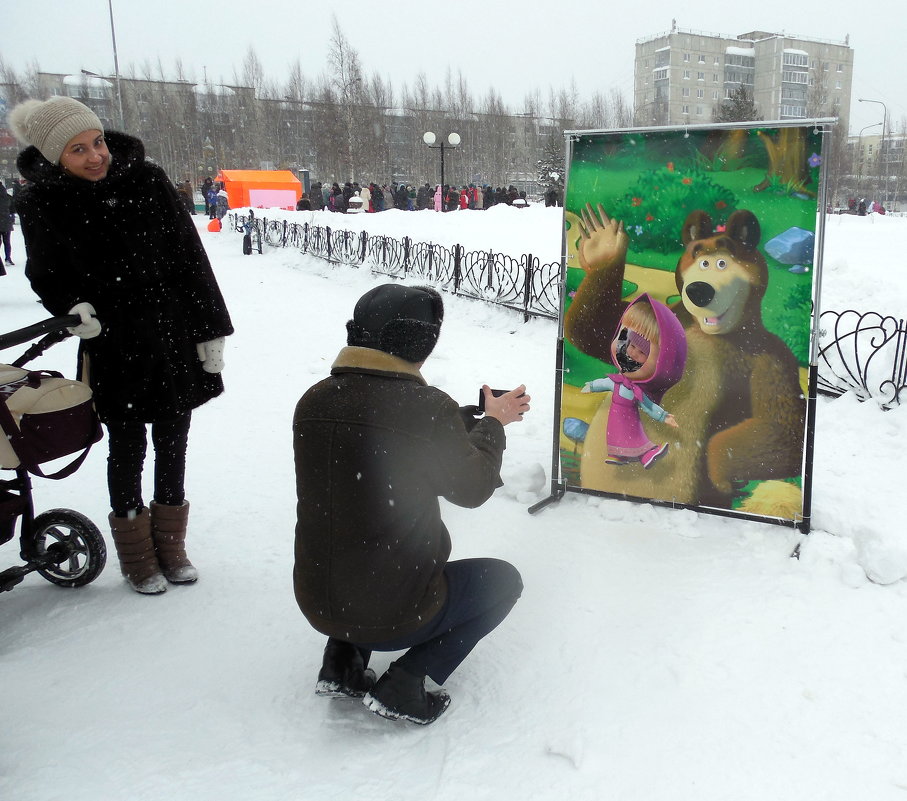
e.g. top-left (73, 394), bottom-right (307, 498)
top-left (346, 284), bottom-right (444, 363)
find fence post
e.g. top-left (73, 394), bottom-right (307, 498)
top-left (403, 236), bottom-right (410, 275)
top-left (453, 244), bottom-right (462, 294)
top-left (326, 226), bottom-right (332, 261)
top-left (282, 220), bottom-right (288, 247)
top-left (523, 254), bottom-right (534, 323)
top-left (360, 231), bottom-right (368, 265)
top-left (486, 250), bottom-right (494, 290)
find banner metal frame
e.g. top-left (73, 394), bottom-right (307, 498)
top-left (530, 119), bottom-right (834, 534)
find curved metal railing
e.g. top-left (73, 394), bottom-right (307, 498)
top-left (229, 212), bottom-right (561, 321)
top-left (228, 213), bottom-right (904, 407)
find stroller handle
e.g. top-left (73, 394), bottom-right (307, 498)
top-left (0, 315), bottom-right (81, 353)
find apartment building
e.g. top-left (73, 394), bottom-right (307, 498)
top-left (634, 25), bottom-right (853, 132)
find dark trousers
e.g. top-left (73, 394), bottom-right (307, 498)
top-left (332, 557), bottom-right (522, 685)
top-left (1, 230), bottom-right (11, 260)
top-left (105, 413), bottom-right (191, 516)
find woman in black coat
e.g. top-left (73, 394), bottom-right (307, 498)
top-left (10, 96), bottom-right (234, 595)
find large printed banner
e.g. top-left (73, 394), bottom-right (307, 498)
top-left (560, 122), bottom-right (824, 525)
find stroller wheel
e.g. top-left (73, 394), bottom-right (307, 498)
top-left (28, 509), bottom-right (107, 588)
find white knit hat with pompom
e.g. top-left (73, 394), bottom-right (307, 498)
top-left (8, 97), bottom-right (104, 165)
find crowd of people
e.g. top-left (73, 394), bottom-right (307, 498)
top-left (140, 174), bottom-right (565, 223)
top-left (295, 180), bottom-right (563, 213)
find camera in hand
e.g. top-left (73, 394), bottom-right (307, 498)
top-left (477, 388), bottom-right (523, 413)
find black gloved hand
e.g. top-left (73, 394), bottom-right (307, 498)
top-left (458, 405), bottom-right (482, 432)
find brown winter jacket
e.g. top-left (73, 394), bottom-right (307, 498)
top-left (293, 346), bottom-right (506, 643)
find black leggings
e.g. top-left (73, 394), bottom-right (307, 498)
top-left (106, 413), bottom-right (191, 517)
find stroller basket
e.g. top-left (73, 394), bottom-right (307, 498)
top-left (0, 316), bottom-right (107, 593)
top-left (0, 316), bottom-right (102, 480)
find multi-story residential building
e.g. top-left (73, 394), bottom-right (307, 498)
top-left (634, 25), bottom-right (853, 132)
top-left (846, 131), bottom-right (906, 209)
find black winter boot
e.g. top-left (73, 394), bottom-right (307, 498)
top-left (315, 640), bottom-right (376, 698)
top-left (362, 661), bottom-right (451, 725)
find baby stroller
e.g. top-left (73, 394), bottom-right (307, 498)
top-left (0, 315), bottom-right (106, 593)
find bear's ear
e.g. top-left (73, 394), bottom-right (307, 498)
top-left (725, 210), bottom-right (761, 249)
top-left (681, 210), bottom-right (713, 245)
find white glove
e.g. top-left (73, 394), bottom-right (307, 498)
top-left (196, 337), bottom-right (225, 373)
top-left (66, 302), bottom-right (102, 339)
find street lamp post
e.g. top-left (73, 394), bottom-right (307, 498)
top-left (857, 121), bottom-right (882, 189)
top-left (422, 131), bottom-right (460, 198)
top-left (107, 0), bottom-right (125, 129)
top-left (858, 98), bottom-right (889, 207)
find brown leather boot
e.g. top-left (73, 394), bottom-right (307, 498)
top-left (109, 508), bottom-right (167, 594)
top-left (150, 500), bottom-right (198, 584)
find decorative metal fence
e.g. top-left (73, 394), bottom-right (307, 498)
top-left (228, 212), bottom-right (905, 408)
top-left (230, 213), bottom-right (561, 321)
top-left (816, 310), bottom-right (907, 409)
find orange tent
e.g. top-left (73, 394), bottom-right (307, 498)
top-left (215, 170), bottom-right (302, 211)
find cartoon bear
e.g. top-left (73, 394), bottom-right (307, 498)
top-left (565, 205), bottom-right (806, 512)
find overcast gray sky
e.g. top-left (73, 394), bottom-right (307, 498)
top-left (4, 0), bottom-right (903, 137)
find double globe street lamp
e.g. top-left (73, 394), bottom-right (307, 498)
top-left (422, 131), bottom-right (460, 192)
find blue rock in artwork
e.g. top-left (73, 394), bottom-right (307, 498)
top-left (764, 227), bottom-right (815, 268)
top-left (563, 417), bottom-right (590, 443)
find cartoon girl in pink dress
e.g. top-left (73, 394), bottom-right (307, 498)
top-left (581, 293), bottom-right (687, 468)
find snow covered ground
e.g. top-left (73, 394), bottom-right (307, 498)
top-left (1, 206), bottom-right (906, 801)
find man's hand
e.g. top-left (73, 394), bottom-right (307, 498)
top-left (482, 384), bottom-right (530, 426)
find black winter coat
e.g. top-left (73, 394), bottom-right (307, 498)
top-left (293, 346), bottom-right (506, 643)
top-left (16, 131), bottom-right (234, 422)
top-left (0, 187), bottom-right (12, 233)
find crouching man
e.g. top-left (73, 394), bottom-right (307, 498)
top-left (293, 283), bottom-right (529, 725)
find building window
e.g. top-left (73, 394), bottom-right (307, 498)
top-left (823, 63), bottom-right (829, 71)
top-left (837, 64), bottom-right (844, 72)
top-left (713, 73), bottom-right (719, 82)
top-left (695, 105), bottom-right (703, 116)
top-left (725, 69), bottom-right (754, 85)
top-left (697, 89), bottom-right (704, 98)
top-left (781, 104), bottom-right (807, 118)
top-left (835, 80), bottom-right (842, 89)
top-left (654, 68), bottom-right (668, 80)
top-left (782, 71), bottom-right (808, 84)
top-left (683, 53), bottom-right (690, 62)
top-left (726, 54), bottom-right (755, 68)
top-left (712, 90), bottom-right (719, 100)
top-left (682, 105), bottom-right (689, 114)
top-left (682, 87), bottom-right (690, 97)
top-left (683, 70), bottom-right (690, 79)
top-left (697, 71), bottom-right (704, 80)
top-left (783, 53), bottom-right (808, 67)
top-left (698, 54), bottom-right (705, 63)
